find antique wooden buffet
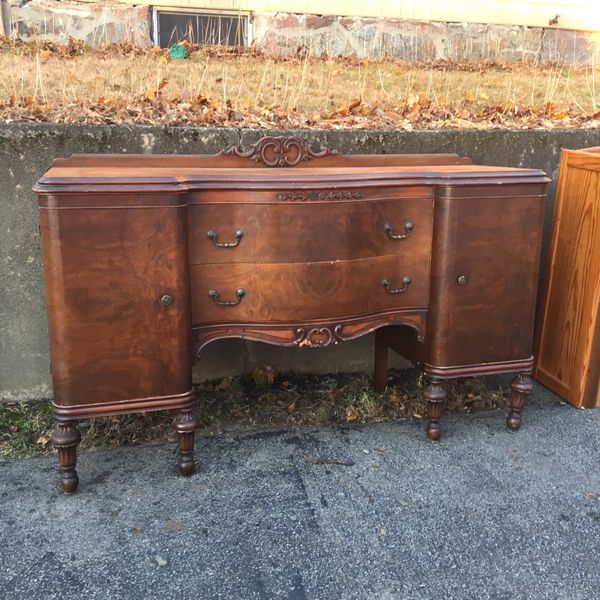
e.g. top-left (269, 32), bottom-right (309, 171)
top-left (34, 136), bottom-right (548, 493)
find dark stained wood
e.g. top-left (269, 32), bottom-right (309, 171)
top-left (424, 379), bottom-right (446, 442)
top-left (174, 408), bottom-right (200, 476)
top-left (507, 373), bottom-right (533, 431)
top-left (192, 311), bottom-right (427, 355)
top-left (534, 147), bottom-right (600, 408)
top-left (34, 135), bottom-right (548, 491)
top-left (39, 199), bottom-right (193, 410)
top-left (188, 193), bottom-right (433, 264)
top-left (373, 329), bottom-right (389, 393)
top-left (190, 254), bottom-right (430, 324)
top-left (422, 187), bottom-right (546, 369)
top-left (49, 146), bottom-right (472, 169)
top-left (52, 421), bottom-right (81, 493)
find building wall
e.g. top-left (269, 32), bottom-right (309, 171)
top-left (111, 0), bottom-right (600, 32)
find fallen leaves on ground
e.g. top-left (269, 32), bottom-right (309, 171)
top-left (0, 370), bottom-right (510, 459)
top-left (1, 36), bottom-right (600, 129)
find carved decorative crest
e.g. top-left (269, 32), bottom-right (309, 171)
top-left (221, 136), bottom-right (337, 167)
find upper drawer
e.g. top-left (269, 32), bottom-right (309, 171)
top-left (188, 189), bottom-right (433, 265)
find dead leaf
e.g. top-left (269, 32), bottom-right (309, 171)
top-left (348, 98), bottom-right (361, 112)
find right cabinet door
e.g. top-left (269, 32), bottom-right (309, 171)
top-left (425, 183), bottom-right (546, 373)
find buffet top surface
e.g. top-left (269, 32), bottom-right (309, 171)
top-left (35, 161), bottom-right (548, 193)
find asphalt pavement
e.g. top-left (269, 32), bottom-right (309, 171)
top-left (1, 383), bottom-right (599, 600)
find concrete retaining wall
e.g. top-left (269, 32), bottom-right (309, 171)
top-left (2, 124), bottom-right (600, 402)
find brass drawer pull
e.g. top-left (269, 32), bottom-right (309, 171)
top-left (208, 288), bottom-right (246, 306)
top-left (384, 222), bottom-right (414, 240)
top-left (382, 277), bottom-right (411, 294)
top-left (207, 229), bottom-right (245, 248)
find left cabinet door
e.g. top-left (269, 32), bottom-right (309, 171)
top-left (39, 194), bottom-right (193, 418)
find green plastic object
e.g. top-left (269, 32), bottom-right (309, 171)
top-left (168, 44), bottom-right (187, 59)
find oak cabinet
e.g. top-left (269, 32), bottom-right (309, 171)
top-left (535, 147), bottom-right (600, 408)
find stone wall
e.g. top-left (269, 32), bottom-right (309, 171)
top-left (2, 124), bottom-right (600, 402)
top-left (5, 0), bottom-right (151, 46)
top-left (252, 12), bottom-right (600, 64)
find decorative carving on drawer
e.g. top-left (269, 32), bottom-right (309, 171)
top-left (294, 327), bottom-right (335, 347)
top-left (191, 310), bottom-right (427, 356)
top-left (277, 190), bottom-right (364, 201)
top-left (221, 136), bottom-right (337, 167)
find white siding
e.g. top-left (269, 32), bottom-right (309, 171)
top-left (76, 0), bottom-right (600, 31)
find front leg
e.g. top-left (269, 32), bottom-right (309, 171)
top-left (174, 408), bottom-right (200, 476)
top-left (507, 373), bottom-right (533, 431)
top-left (424, 378), bottom-right (446, 441)
top-left (53, 420), bottom-right (81, 494)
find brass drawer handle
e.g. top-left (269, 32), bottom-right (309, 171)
top-left (384, 222), bottom-right (414, 240)
top-left (207, 229), bottom-right (245, 248)
top-left (208, 288), bottom-right (246, 306)
top-left (382, 277), bottom-right (411, 294)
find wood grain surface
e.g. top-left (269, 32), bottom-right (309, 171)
top-left (190, 254), bottom-right (430, 324)
top-left (535, 149), bottom-right (600, 407)
top-left (423, 187), bottom-right (546, 368)
top-left (188, 195), bottom-right (433, 264)
top-left (39, 199), bottom-right (192, 408)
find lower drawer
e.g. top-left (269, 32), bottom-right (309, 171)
top-left (190, 255), bottom-right (430, 323)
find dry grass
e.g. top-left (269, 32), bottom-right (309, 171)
top-left (0, 370), bottom-right (510, 460)
top-left (2, 50), bottom-right (597, 113)
top-left (1, 38), bottom-right (600, 128)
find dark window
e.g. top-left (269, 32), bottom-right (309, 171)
top-left (156, 11), bottom-right (249, 48)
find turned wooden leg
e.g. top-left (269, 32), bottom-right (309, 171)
top-left (52, 420), bottom-right (81, 494)
top-left (373, 328), bottom-right (389, 393)
top-left (424, 378), bottom-right (446, 442)
top-left (507, 373), bottom-right (533, 431)
top-left (174, 409), bottom-right (200, 476)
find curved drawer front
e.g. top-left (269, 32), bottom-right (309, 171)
top-left (190, 254), bottom-right (430, 324)
top-left (188, 193), bottom-right (433, 264)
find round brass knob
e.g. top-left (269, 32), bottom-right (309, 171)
top-left (160, 294), bottom-right (173, 306)
top-left (457, 275), bottom-right (469, 286)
